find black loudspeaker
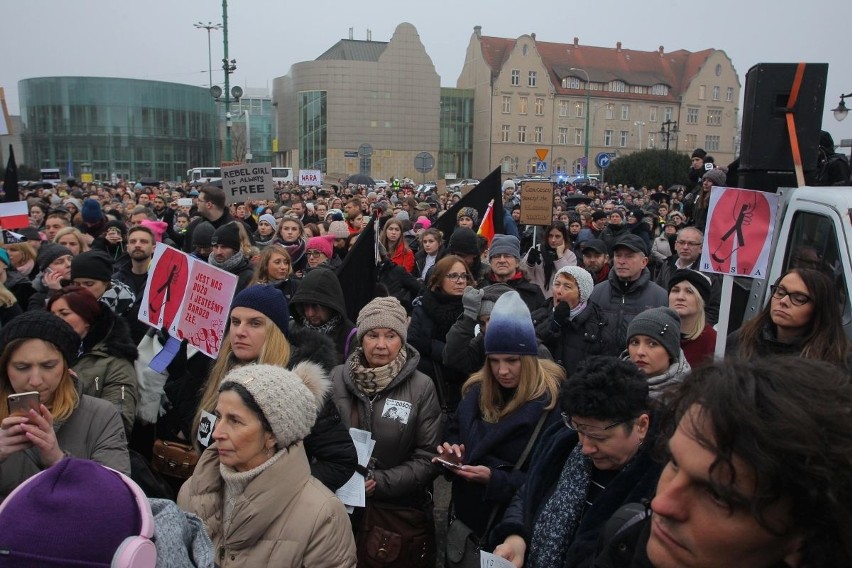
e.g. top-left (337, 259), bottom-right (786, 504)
top-left (739, 63), bottom-right (828, 174)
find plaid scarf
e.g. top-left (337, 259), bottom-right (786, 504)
top-left (349, 346), bottom-right (408, 396)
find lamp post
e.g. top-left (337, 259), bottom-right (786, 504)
top-left (206, 0), bottom-right (241, 162)
top-left (194, 21), bottom-right (221, 163)
top-left (634, 121), bottom-right (646, 150)
top-left (570, 67), bottom-right (591, 177)
top-left (832, 92), bottom-right (851, 122)
top-left (659, 119), bottom-right (679, 188)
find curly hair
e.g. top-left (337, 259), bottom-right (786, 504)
top-left (659, 357), bottom-right (852, 567)
top-left (559, 356), bottom-right (649, 422)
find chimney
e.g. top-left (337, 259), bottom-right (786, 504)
top-left (530, 32), bottom-right (536, 41)
top-left (367, 29), bottom-right (372, 41)
top-left (573, 37), bottom-right (579, 47)
top-left (616, 41), bottom-right (622, 52)
top-left (658, 45), bottom-right (664, 57)
top-left (474, 25), bottom-right (481, 38)
top-left (349, 27), bottom-right (353, 40)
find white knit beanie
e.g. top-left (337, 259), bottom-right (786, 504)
top-left (553, 265), bottom-right (595, 304)
top-left (220, 362), bottom-right (329, 449)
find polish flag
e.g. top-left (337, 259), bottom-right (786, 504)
top-left (477, 199), bottom-right (495, 245)
top-left (0, 201), bottom-right (30, 229)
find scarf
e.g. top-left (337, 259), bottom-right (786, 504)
top-left (527, 444), bottom-right (591, 568)
top-left (570, 301), bottom-right (588, 320)
top-left (300, 313), bottom-right (341, 336)
top-left (420, 289), bottom-right (464, 338)
top-left (17, 259), bottom-right (35, 279)
top-left (349, 346), bottom-right (408, 396)
top-left (208, 251), bottom-right (245, 273)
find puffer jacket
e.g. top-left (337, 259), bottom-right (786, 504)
top-left (588, 267), bottom-right (669, 349)
top-left (178, 443), bottom-right (356, 568)
top-left (0, 379), bottom-right (130, 500)
top-left (72, 307), bottom-right (139, 434)
top-left (330, 344), bottom-right (442, 505)
top-left (534, 301), bottom-right (621, 375)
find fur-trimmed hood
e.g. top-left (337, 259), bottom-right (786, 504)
top-left (288, 325), bottom-right (341, 371)
top-left (80, 307), bottom-right (138, 363)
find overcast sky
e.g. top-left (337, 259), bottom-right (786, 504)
top-left (4, 0), bottom-right (851, 146)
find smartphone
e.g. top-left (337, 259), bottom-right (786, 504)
top-left (8, 392), bottom-right (41, 417)
top-left (435, 457), bottom-right (463, 469)
top-left (177, 198), bottom-right (193, 207)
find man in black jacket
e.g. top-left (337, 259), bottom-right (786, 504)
top-left (289, 268), bottom-right (357, 362)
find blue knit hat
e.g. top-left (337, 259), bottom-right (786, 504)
top-left (484, 291), bottom-right (537, 355)
top-left (80, 198), bottom-right (103, 224)
top-left (230, 284), bottom-right (290, 338)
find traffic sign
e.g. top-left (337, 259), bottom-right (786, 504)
top-left (414, 152), bottom-right (434, 173)
top-left (535, 148), bottom-right (549, 161)
top-left (595, 152), bottom-right (612, 169)
top-left (536, 161), bottom-right (548, 173)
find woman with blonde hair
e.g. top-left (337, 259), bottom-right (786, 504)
top-left (435, 291), bottom-right (563, 543)
top-left (0, 311), bottom-right (129, 499)
top-left (4, 241), bottom-right (38, 280)
top-left (53, 227), bottom-right (90, 256)
top-left (667, 269), bottom-right (716, 368)
top-left (249, 243), bottom-right (300, 302)
top-left (192, 285), bottom-right (356, 491)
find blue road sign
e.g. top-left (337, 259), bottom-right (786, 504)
top-left (595, 152), bottom-right (612, 169)
top-left (536, 161), bottom-right (547, 173)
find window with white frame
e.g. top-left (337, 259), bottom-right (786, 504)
top-left (620, 130), bottom-right (628, 147)
top-left (535, 97), bottom-right (544, 116)
top-left (707, 109), bottom-right (722, 126)
top-left (664, 107), bottom-right (673, 121)
top-left (574, 128), bottom-right (584, 145)
top-left (726, 87), bottom-right (734, 102)
top-left (698, 85), bottom-right (706, 100)
top-left (527, 158), bottom-right (538, 174)
top-left (519, 97), bottom-right (528, 115)
top-left (651, 84), bottom-right (669, 96)
top-left (686, 107), bottom-right (699, 124)
top-left (606, 105), bottom-right (614, 120)
top-left (559, 127), bottom-right (569, 144)
top-left (511, 69), bottom-right (520, 86)
top-left (604, 130), bottom-right (613, 147)
top-left (621, 105), bottom-right (629, 120)
top-left (501, 124), bottom-right (510, 142)
top-left (534, 126), bottom-right (543, 143)
top-left (502, 96), bottom-right (511, 114)
top-left (575, 101), bottom-right (585, 118)
top-left (528, 71), bottom-right (537, 87)
top-left (518, 125), bottom-right (527, 143)
top-left (609, 80), bottom-right (626, 93)
top-left (685, 133), bottom-right (697, 149)
top-left (712, 86), bottom-right (720, 101)
top-left (558, 100), bottom-right (569, 117)
top-left (648, 133), bottom-right (656, 149)
top-left (649, 106), bottom-right (658, 122)
top-left (705, 135), bottom-right (720, 151)
top-left (501, 156), bottom-right (517, 173)
top-left (562, 77), bottom-right (581, 89)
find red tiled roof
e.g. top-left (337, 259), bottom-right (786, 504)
top-left (478, 35), bottom-right (716, 102)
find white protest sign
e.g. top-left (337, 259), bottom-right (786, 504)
top-left (299, 169), bottom-right (322, 187)
top-left (170, 260), bottom-right (237, 358)
top-left (138, 243), bottom-right (190, 331)
top-left (221, 162), bottom-right (274, 205)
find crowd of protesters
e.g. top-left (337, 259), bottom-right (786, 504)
top-left (0, 149), bottom-right (851, 568)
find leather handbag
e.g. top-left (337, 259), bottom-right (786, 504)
top-left (444, 409), bottom-right (551, 568)
top-left (356, 500), bottom-right (436, 568)
top-left (151, 439), bottom-right (199, 479)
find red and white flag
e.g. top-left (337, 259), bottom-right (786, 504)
top-left (0, 202), bottom-right (30, 229)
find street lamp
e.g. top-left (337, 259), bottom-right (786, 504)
top-left (569, 67), bottom-right (591, 177)
top-left (659, 119), bottom-right (679, 187)
top-left (193, 21), bottom-right (222, 88)
top-left (832, 93), bottom-right (851, 122)
top-left (205, 0), bottom-right (242, 161)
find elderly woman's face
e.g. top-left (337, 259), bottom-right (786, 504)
top-left (6, 339), bottom-right (66, 404)
top-left (569, 414), bottom-right (649, 471)
top-left (362, 328), bottom-right (403, 368)
top-left (212, 390), bottom-right (276, 472)
top-left (552, 274), bottom-right (580, 309)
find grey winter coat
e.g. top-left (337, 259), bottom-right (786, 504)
top-left (588, 267), bottom-right (669, 349)
top-left (330, 344), bottom-right (442, 504)
top-left (150, 498), bottom-right (214, 568)
top-left (0, 380), bottom-right (129, 500)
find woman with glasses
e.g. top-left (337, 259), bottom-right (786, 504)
top-left (408, 255), bottom-right (471, 410)
top-left (727, 268), bottom-right (850, 368)
top-left (523, 222), bottom-right (578, 300)
top-left (435, 292), bottom-right (563, 548)
top-left (490, 356), bottom-right (662, 568)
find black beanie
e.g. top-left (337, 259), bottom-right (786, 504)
top-left (0, 311), bottom-right (80, 365)
top-left (37, 243), bottom-right (74, 273)
top-left (448, 228), bottom-right (480, 256)
top-left (192, 222), bottom-right (215, 249)
top-left (691, 148), bottom-right (707, 159)
top-left (70, 251), bottom-right (114, 282)
top-left (667, 269), bottom-right (712, 304)
top-left (211, 222), bottom-right (241, 250)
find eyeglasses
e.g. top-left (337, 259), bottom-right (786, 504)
top-left (445, 272), bottom-right (471, 282)
top-left (561, 412), bottom-right (627, 435)
top-left (770, 284), bottom-right (811, 306)
top-left (676, 240), bottom-right (702, 247)
top-left (305, 250), bottom-right (326, 258)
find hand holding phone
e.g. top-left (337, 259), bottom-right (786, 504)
top-left (8, 392), bottom-right (41, 417)
top-left (435, 457), bottom-right (463, 469)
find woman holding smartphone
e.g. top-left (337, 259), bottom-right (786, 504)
top-left (0, 311), bottom-right (129, 500)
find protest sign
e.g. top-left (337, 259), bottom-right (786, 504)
top-left (171, 261), bottom-right (237, 358)
top-left (519, 181), bottom-right (554, 225)
top-left (138, 243), bottom-right (190, 330)
top-left (299, 169), bottom-right (322, 187)
top-left (221, 162), bottom-right (274, 204)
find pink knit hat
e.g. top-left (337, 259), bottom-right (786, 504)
top-left (306, 235), bottom-right (333, 259)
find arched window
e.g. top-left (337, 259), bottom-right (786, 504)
top-left (609, 80), bottom-right (626, 93)
top-left (501, 156), bottom-right (517, 174)
top-left (526, 157), bottom-right (538, 174)
top-left (651, 84), bottom-right (669, 96)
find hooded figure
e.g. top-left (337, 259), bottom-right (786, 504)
top-left (289, 269), bottom-right (356, 361)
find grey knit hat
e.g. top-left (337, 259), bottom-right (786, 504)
top-left (489, 234), bottom-right (521, 260)
top-left (702, 168), bottom-right (727, 187)
top-left (479, 284), bottom-right (513, 318)
top-left (356, 296), bottom-right (408, 343)
top-left (627, 307), bottom-right (682, 362)
top-left (553, 265), bottom-right (594, 304)
top-left (220, 362), bottom-right (328, 450)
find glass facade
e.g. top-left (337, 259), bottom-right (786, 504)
top-left (298, 91), bottom-right (327, 172)
top-left (223, 95), bottom-right (274, 164)
top-left (19, 77), bottom-right (218, 181)
top-left (439, 88), bottom-right (474, 178)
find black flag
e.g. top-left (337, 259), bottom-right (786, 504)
top-left (337, 217), bottom-right (379, 323)
top-left (3, 145), bottom-right (18, 203)
top-left (433, 166), bottom-right (504, 243)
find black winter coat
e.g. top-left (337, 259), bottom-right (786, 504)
top-left (288, 268), bottom-right (356, 362)
top-left (534, 301), bottom-right (621, 376)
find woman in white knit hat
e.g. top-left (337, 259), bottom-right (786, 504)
top-left (178, 363), bottom-right (357, 567)
top-left (330, 295), bottom-right (442, 567)
top-left (534, 265), bottom-right (621, 375)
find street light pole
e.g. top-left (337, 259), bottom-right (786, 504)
top-left (570, 68), bottom-right (591, 177)
top-left (194, 21), bottom-right (221, 164)
top-left (222, 0), bottom-right (233, 161)
top-left (634, 121), bottom-right (646, 150)
top-left (660, 119), bottom-right (678, 188)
